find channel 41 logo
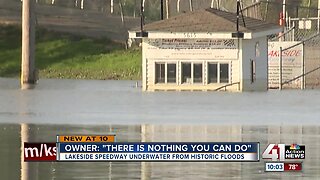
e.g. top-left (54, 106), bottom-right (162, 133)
top-left (262, 144), bottom-right (305, 161)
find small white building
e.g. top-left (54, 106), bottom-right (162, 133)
top-left (129, 8), bottom-right (281, 91)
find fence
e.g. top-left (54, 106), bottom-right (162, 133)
top-left (274, 33), bottom-right (320, 89)
top-left (287, 17), bottom-right (320, 41)
top-left (304, 33), bottom-right (320, 88)
top-left (243, 0), bottom-right (320, 23)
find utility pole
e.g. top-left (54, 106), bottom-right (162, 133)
top-left (21, 0), bottom-right (36, 89)
top-left (280, 0), bottom-right (287, 41)
top-left (140, 0), bottom-right (144, 33)
top-left (111, 0), bottom-right (113, 14)
top-left (189, 0), bottom-right (193, 12)
top-left (318, 0), bottom-right (320, 33)
top-left (165, 0), bottom-right (169, 19)
top-left (282, 0), bottom-right (286, 29)
top-left (80, 0), bottom-right (84, 9)
top-left (160, 0), bottom-right (164, 20)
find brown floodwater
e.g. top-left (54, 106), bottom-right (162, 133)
top-left (0, 78), bottom-right (319, 179)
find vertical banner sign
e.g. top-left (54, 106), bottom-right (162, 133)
top-left (268, 42), bottom-right (303, 89)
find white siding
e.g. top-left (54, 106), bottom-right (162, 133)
top-left (142, 38), bottom-right (269, 92)
top-left (231, 60), bottom-right (240, 85)
top-left (142, 38), bottom-right (241, 91)
top-left (241, 37), bottom-right (268, 91)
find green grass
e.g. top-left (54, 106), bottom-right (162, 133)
top-left (0, 25), bottom-right (142, 80)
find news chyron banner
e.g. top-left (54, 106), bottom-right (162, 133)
top-left (24, 135), bottom-right (115, 161)
top-left (24, 135), bottom-right (259, 162)
top-left (57, 142), bottom-right (259, 162)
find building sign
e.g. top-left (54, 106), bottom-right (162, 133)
top-left (146, 39), bottom-right (238, 60)
top-left (268, 42), bottom-right (303, 89)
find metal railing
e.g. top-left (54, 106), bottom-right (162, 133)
top-left (214, 82), bottom-right (240, 91)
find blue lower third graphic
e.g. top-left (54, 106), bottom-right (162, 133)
top-left (57, 142), bottom-right (259, 162)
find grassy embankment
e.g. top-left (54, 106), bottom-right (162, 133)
top-left (0, 25), bottom-right (141, 80)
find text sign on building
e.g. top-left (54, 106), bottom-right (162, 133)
top-left (146, 39), bottom-right (238, 60)
top-left (268, 42), bottom-right (303, 89)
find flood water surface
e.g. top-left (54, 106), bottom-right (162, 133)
top-left (0, 78), bottom-right (319, 179)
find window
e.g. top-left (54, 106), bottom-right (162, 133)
top-left (208, 63), bottom-right (218, 83)
top-left (155, 63), bottom-right (165, 83)
top-left (155, 63), bottom-right (177, 84)
top-left (182, 63), bottom-right (191, 83)
top-left (220, 64), bottom-right (229, 83)
top-left (250, 59), bottom-right (256, 83)
top-left (167, 64), bottom-right (176, 83)
top-left (208, 63), bottom-right (229, 84)
top-left (181, 63), bottom-right (203, 84)
top-left (193, 64), bottom-right (203, 83)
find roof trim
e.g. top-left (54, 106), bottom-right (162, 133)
top-left (129, 25), bottom-right (282, 40)
top-left (251, 27), bottom-right (283, 39)
top-left (129, 31), bottom-right (253, 39)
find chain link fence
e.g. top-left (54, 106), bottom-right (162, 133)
top-left (243, 0), bottom-right (320, 89)
top-left (244, 0), bottom-right (320, 23)
top-left (270, 33), bottom-right (320, 89)
top-left (304, 34), bottom-right (320, 88)
top-left (287, 17), bottom-right (320, 41)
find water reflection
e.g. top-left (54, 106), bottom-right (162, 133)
top-left (0, 123), bottom-right (319, 179)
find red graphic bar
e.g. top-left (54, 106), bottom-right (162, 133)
top-left (284, 162), bottom-right (302, 171)
top-left (24, 143), bottom-right (56, 161)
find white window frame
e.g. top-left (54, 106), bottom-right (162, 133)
top-left (207, 61), bottom-right (231, 84)
top-left (154, 61), bottom-right (178, 84)
top-left (154, 62), bottom-right (166, 84)
top-left (180, 61), bottom-right (204, 85)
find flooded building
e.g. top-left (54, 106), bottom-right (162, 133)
top-left (129, 8), bottom-right (281, 91)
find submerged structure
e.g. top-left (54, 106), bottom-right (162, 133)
top-left (129, 8), bottom-right (281, 91)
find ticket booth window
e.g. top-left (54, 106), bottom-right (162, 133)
top-left (167, 64), bottom-right (176, 83)
top-left (208, 63), bottom-right (218, 83)
top-left (220, 64), bottom-right (229, 83)
top-left (182, 63), bottom-right (192, 83)
top-left (155, 63), bottom-right (165, 83)
top-left (193, 64), bottom-right (203, 83)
